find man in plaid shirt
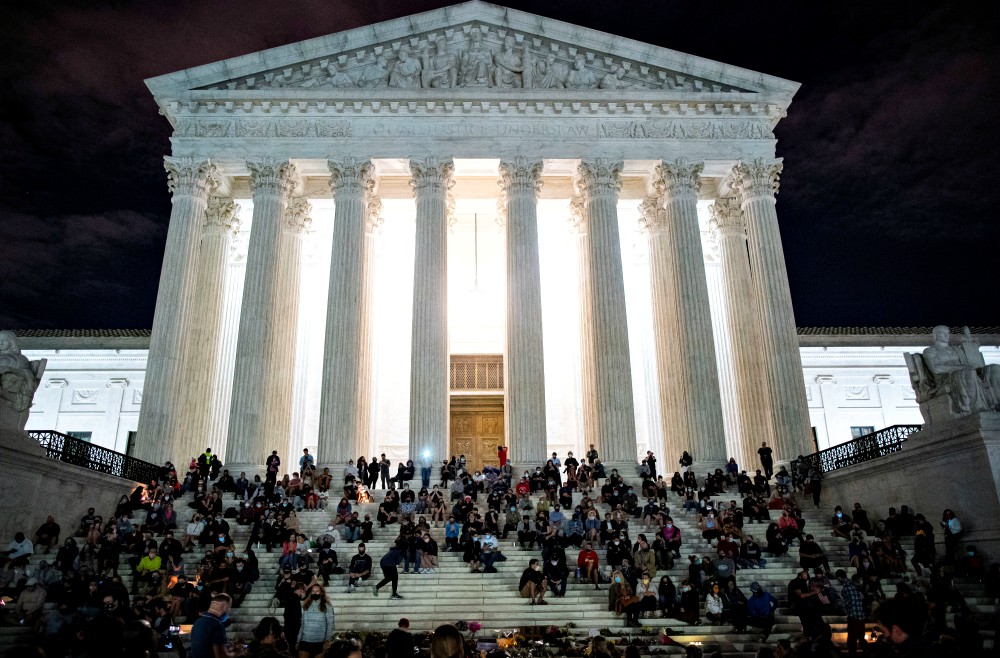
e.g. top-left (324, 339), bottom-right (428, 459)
top-left (836, 569), bottom-right (867, 655)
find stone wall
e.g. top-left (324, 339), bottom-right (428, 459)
top-left (822, 412), bottom-right (1000, 561)
top-left (0, 430), bottom-right (140, 543)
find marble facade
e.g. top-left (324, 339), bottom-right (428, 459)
top-left (117, 1), bottom-right (822, 470)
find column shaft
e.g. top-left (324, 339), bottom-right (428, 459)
top-left (206, 243), bottom-right (247, 457)
top-left (179, 197), bottom-right (240, 462)
top-left (135, 158), bottom-right (218, 465)
top-left (356, 196), bottom-right (381, 459)
top-left (732, 159), bottom-right (814, 460)
top-left (569, 197), bottom-right (599, 457)
top-left (408, 158), bottom-right (454, 465)
top-left (318, 159), bottom-right (375, 467)
top-left (226, 160), bottom-right (306, 468)
top-left (499, 157), bottom-right (547, 466)
top-left (643, 160), bottom-right (727, 470)
top-left (576, 160), bottom-right (636, 466)
top-left (710, 196), bottom-right (775, 470)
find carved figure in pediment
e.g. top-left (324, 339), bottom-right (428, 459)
top-left (389, 46), bottom-right (422, 88)
top-left (567, 55), bottom-right (598, 89)
top-left (300, 66), bottom-right (328, 88)
top-left (327, 62), bottom-right (355, 88)
top-left (460, 30), bottom-right (493, 86)
top-left (599, 67), bottom-right (644, 90)
top-left (534, 53), bottom-right (568, 89)
top-left (422, 38), bottom-right (458, 88)
top-left (492, 36), bottom-right (530, 88)
top-left (357, 55), bottom-right (390, 89)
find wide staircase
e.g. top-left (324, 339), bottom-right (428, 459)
top-left (1, 472), bottom-right (996, 655)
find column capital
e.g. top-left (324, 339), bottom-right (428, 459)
top-left (284, 198), bottom-right (313, 234)
top-left (328, 157), bottom-right (375, 199)
top-left (566, 195), bottom-right (586, 235)
top-left (637, 197), bottom-right (668, 236)
top-left (497, 157), bottom-right (544, 200)
top-left (730, 158), bottom-right (782, 203)
top-left (164, 157), bottom-right (219, 199)
top-left (409, 157), bottom-right (455, 196)
top-left (247, 158), bottom-right (299, 200)
top-left (708, 196), bottom-right (745, 237)
top-left (204, 196), bottom-right (241, 236)
top-left (575, 159), bottom-right (623, 202)
top-left (654, 159), bottom-right (703, 200)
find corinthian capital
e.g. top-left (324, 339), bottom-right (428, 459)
top-left (566, 196), bottom-right (586, 235)
top-left (247, 158), bottom-right (299, 200)
top-left (654, 159), bottom-right (703, 200)
top-left (730, 158), bottom-right (782, 203)
top-left (708, 197), bottom-right (745, 237)
top-left (284, 198), bottom-right (313, 234)
top-left (164, 157), bottom-right (219, 199)
top-left (328, 157), bottom-right (375, 199)
top-left (637, 197), bottom-right (668, 236)
top-left (409, 157), bottom-right (455, 196)
top-left (575, 159), bottom-right (623, 201)
top-left (498, 157), bottom-right (544, 200)
top-left (204, 197), bottom-right (241, 236)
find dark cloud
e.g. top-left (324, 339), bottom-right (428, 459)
top-left (0, 0), bottom-right (997, 328)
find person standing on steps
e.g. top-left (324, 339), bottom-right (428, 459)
top-left (266, 451), bottom-right (281, 485)
top-left (380, 455), bottom-right (391, 489)
top-left (373, 539), bottom-right (405, 599)
top-left (807, 464), bottom-right (823, 507)
top-left (497, 445), bottom-right (508, 468)
top-left (757, 442), bottom-right (774, 479)
top-left (586, 444), bottom-right (598, 466)
top-left (645, 451), bottom-right (657, 481)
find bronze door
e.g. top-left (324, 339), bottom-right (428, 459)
top-left (449, 395), bottom-right (504, 472)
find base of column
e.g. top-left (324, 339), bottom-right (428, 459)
top-left (599, 461), bottom-right (642, 481)
top-left (223, 463), bottom-right (267, 480)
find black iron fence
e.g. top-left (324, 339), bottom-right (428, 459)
top-left (805, 424), bottom-right (922, 473)
top-left (28, 430), bottom-right (160, 484)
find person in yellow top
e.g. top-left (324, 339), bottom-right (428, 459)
top-left (133, 547), bottom-right (162, 594)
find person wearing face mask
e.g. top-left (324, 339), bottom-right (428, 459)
top-left (636, 573), bottom-right (657, 617)
top-left (519, 558), bottom-right (548, 605)
top-left (831, 506), bottom-right (852, 539)
top-left (346, 543), bottom-right (372, 593)
top-left (699, 510), bottom-right (721, 545)
top-left (132, 547), bottom-right (161, 595)
top-left (189, 592), bottom-right (233, 658)
top-left (543, 554), bottom-right (569, 597)
top-left (675, 578), bottom-right (701, 625)
top-left (229, 556), bottom-right (259, 607)
top-left (297, 584), bottom-right (334, 658)
top-left (607, 535), bottom-right (630, 568)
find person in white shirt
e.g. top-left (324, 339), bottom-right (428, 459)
top-left (345, 460), bottom-right (359, 482)
top-left (1, 532), bottom-right (33, 567)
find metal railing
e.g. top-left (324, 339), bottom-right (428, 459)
top-left (805, 424), bottom-right (922, 473)
top-left (28, 430), bottom-right (160, 484)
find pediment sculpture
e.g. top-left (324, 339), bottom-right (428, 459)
top-left (904, 325), bottom-right (1000, 425)
top-left (0, 330), bottom-right (47, 431)
top-left (200, 23), bottom-right (743, 93)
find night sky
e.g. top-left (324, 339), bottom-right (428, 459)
top-left (1, 0), bottom-right (997, 329)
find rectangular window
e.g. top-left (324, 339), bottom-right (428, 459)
top-left (850, 426), bottom-right (875, 439)
top-left (67, 431), bottom-right (93, 442)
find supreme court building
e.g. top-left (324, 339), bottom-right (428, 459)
top-left (93, 2), bottom-right (877, 472)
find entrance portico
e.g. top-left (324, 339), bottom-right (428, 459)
top-left (134, 1), bottom-right (815, 472)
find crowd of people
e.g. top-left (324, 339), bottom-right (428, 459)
top-left (0, 442), bottom-right (995, 658)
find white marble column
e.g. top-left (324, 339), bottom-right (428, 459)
top-left (641, 160), bottom-right (727, 470)
top-left (178, 196), bottom-right (240, 463)
top-left (568, 197), bottom-right (599, 458)
top-left (498, 157), bottom-right (547, 467)
top-left (408, 158), bottom-right (454, 466)
top-left (135, 157), bottom-right (219, 465)
top-left (318, 158), bottom-right (375, 467)
top-left (226, 159), bottom-right (307, 468)
top-left (575, 159), bottom-right (637, 466)
top-left (356, 194), bottom-right (383, 459)
top-left (710, 196), bottom-right (775, 469)
top-left (730, 159), bottom-right (814, 460)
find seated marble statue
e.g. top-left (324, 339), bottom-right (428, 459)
top-left (920, 325), bottom-right (1000, 416)
top-left (0, 330), bottom-right (46, 430)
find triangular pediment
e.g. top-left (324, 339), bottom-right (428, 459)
top-left (146, 1), bottom-right (798, 104)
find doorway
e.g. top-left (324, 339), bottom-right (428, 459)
top-left (449, 395), bottom-right (504, 472)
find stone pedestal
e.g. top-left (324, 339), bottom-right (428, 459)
top-left (499, 157), bottom-right (547, 466)
top-left (135, 158), bottom-right (218, 465)
top-left (408, 158), bottom-right (454, 466)
top-left (575, 159), bottom-right (637, 464)
top-left (642, 161), bottom-right (727, 470)
top-left (731, 159), bottom-right (813, 460)
top-left (823, 412), bottom-right (1000, 560)
top-left (318, 158), bottom-right (376, 468)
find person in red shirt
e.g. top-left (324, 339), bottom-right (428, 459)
top-left (515, 477), bottom-right (530, 497)
top-left (577, 542), bottom-right (601, 589)
top-left (498, 445), bottom-right (508, 468)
